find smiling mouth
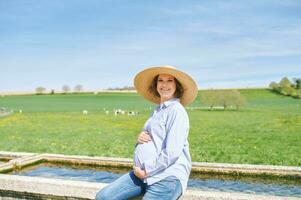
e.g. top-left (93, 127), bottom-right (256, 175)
top-left (160, 89), bottom-right (171, 92)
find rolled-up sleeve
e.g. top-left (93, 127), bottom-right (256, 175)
top-left (143, 107), bottom-right (189, 176)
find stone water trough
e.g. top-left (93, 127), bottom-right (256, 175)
top-left (0, 151), bottom-right (300, 200)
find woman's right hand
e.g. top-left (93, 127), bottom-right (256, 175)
top-left (137, 131), bottom-right (151, 144)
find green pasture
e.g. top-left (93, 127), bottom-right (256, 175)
top-left (0, 89), bottom-right (300, 166)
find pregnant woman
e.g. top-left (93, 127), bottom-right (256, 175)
top-left (95, 66), bottom-right (198, 200)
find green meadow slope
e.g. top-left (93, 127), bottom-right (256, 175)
top-left (0, 89), bottom-right (300, 166)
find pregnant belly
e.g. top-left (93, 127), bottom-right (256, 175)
top-left (133, 141), bottom-right (157, 169)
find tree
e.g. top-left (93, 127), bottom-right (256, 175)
top-left (268, 77), bottom-right (300, 99)
top-left (62, 85), bottom-right (71, 94)
top-left (280, 86), bottom-right (296, 96)
top-left (279, 77), bottom-right (291, 88)
top-left (74, 85), bottom-right (83, 93)
top-left (269, 81), bottom-right (279, 91)
top-left (297, 90), bottom-right (301, 99)
top-left (227, 90), bottom-right (246, 110)
top-left (201, 89), bottom-right (246, 110)
top-left (293, 78), bottom-right (301, 89)
top-left (219, 90), bottom-right (231, 110)
top-left (35, 86), bottom-right (46, 95)
top-left (201, 90), bottom-right (222, 110)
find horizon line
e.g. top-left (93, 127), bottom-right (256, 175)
top-left (0, 87), bottom-right (269, 96)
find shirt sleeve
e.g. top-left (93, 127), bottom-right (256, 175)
top-left (143, 107), bottom-right (189, 177)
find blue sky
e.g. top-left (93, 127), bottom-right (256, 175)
top-left (1, 0), bottom-right (301, 92)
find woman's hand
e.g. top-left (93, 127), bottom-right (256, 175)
top-left (137, 131), bottom-right (151, 144)
top-left (133, 166), bottom-right (147, 179)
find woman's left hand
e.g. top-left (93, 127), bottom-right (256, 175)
top-left (133, 166), bottom-right (147, 179)
top-left (137, 131), bottom-right (151, 144)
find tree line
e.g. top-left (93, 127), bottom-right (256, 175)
top-left (106, 86), bottom-right (135, 90)
top-left (35, 85), bottom-right (83, 95)
top-left (269, 77), bottom-right (301, 99)
top-left (201, 89), bottom-right (246, 110)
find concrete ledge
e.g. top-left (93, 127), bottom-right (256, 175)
top-left (0, 162), bottom-right (14, 174)
top-left (0, 174), bottom-right (299, 200)
top-left (9, 154), bottom-right (44, 168)
top-left (0, 174), bottom-right (102, 199)
top-left (0, 154), bottom-right (43, 173)
top-left (43, 153), bottom-right (301, 178)
top-left (43, 153), bottom-right (132, 168)
top-left (1, 151), bottom-right (300, 178)
top-left (0, 151), bottom-right (300, 199)
top-left (0, 151), bottom-right (36, 160)
top-left (191, 162), bottom-right (301, 177)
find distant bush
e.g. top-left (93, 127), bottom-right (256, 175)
top-left (269, 81), bottom-right (280, 92)
top-left (293, 78), bottom-right (301, 89)
top-left (279, 77), bottom-right (291, 88)
top-left (280, 87), bottom-right (296, 96)
top-left (74, 85), bottom-right (83, 93)
top-left (269, 77), bottom-right (300, 99)
top-left (297, 90), bottom-right (301, 99)
top-left (62, 85), bottom-right (71, 94)
top-left (35, 86), bottom-right (46, 95)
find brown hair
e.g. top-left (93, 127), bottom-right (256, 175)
top-left (148, 75), bottom-right (184, 98)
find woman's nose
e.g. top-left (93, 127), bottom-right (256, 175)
top-left (162, 81), bottom-right (168, 86)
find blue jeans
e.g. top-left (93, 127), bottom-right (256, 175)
top-left (95, 171), bottom-right (182, 200)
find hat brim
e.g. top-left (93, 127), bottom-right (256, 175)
top-left (134, 66), bottom-right (198, 106)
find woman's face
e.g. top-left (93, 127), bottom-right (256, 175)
top-left (157, 74), bottom-right (176, 102)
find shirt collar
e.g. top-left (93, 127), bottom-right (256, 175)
top-left (159, 98), bottom-right (180, 109)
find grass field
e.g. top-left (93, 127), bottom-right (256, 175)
top-left (0, 89), bottom-right (300, 166)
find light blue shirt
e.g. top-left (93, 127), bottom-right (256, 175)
top-left (133, 98), bottom-right (191, 192)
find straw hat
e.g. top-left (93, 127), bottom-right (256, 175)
top-left (134, 66), bottom-right (198, 106)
